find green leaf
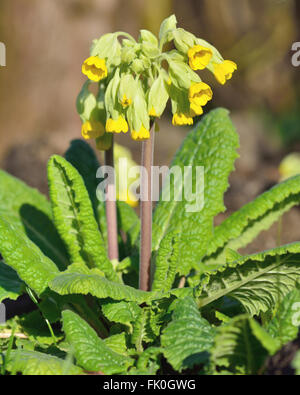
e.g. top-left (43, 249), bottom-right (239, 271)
top-left (50, 270), bottom-right (152, 304)
top-left (0, 218), bottom-right (59, 296)
top-left (5, 350), bottom-right (82, 375)
top-left (0, 169), bottom-right (68, 270)
top-left (267, 288), bottom-right (300, 347)
top-left (211, 315), bottom-right (269, 374)
top-left (205, 175), bottom-right (300, 266)
top-left (152, 231), bottom-right (179, 292)
top-left (117, 201), bottom-right (140, 250)
top-left (152, 109), bottom-right (239, 275)
top-left (131, 308), bottom-right (157, 352)
top-left (0, 260), bottom-right (23, 302)
top-left (102, 300), bottom-right (141, 330)
top-left (135, 347), bottom-right (162, 375)
top-left (65, 139), bottom-right (102, 224)
top-left (197, 243), bottom-right (300, 316)
top-left (47, 155), bottom-right (118, 282)
top-left (103, 333), bottom-right (128, 356)
top-left (161, 296), bottom-right (215, 372)
top-left (62, 310), bottom-right (133, 374)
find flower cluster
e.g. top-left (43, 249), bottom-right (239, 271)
top-left (77, 15), bottom-right (237, 148)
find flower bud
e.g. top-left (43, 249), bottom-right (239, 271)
top-left (148, 73), bottom-right (169, 117)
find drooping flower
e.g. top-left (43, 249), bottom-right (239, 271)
top-left (82, 56), bottom-right (108, 82)
top-left (189, 82), bottom-right (213, 107)
top-left (188, 45), bottom-right (213, 70)
top-left (172, 113), bottom-right (193, 126)
top-left (106, 116), bottom-right (128, 134)
top-left (213, 60), bottom-right (237, 85)
top-left (81, 120), bottom-right (105, 140)
top-left (131, 126), bottom-right (150, 141)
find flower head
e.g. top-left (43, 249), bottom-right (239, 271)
top-left (131, 126), bottom-right (150, 141)
top-left (213, 60), bottom-right (237, 85)
top-left (188, 45), bottom-right (213, 70)
top-left (172, 113), bottom-right (193, 126)
top-left (81, 120), bottom-right (105, 140)
top-left (82, 56), bottom-right (108, 82)
top-left (106, 116), bottom-right (128, 134)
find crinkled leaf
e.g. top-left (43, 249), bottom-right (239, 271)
top-left (152, 231), bottom-right (179, 292)
top-left (5, 350), bottom-right (82, 375)
top-left (0, 218), bottom-right (59, 296)
top-left (211, 315), bottom-right (269, 374)
top-left (65, 139), bottom-right (102, 225)
top-left (102, 300), bottom-right (141, 330)
top-left (161, 296), bottom-right (215, 371)
top-left (205, 175), bottom-right (300, 266)
top-left (103, 333), bottom-right (128, 356)
top-left (50, 270), bottom-right (152, 304)
top-left (62, 310), bottom-right (133, 374)
top-left (267, 288), bottom-right (300, 347)
top-left (197, 243), bottom-right (300, 316)
top-left (152, 109), bottom-right (239, 275)
top-left (48, 155), bottom-right (118, 282)
top-left (0, 169), bottom-right (68, 270)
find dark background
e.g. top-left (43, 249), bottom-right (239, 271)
top-left (0, 0), bottom-right (300, 253)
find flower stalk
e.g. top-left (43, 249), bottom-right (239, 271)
top-left (104, 135), bottom-right (119, 262)
top-left (139, 123), bottom-right (155, 291)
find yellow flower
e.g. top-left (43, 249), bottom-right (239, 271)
top-left (106, 116), bottom-right (128, 134)
top-left (117, 189), bottom-right (138, 208)
top-left (120, 94), bottom-right (132, 109)
top-left (81, 56), bottom-right (108, 82)
top-left (131, 126), bottom-right (150, 141)
top-left (188, 45), bottom-right (213, 70)
top-left (190, 103), bottom-right (204, 116)
top-left (172, 113), bottom-right (193, 126)
top-left (149, 107), bottom-right (158, 117)
top-left (81, 121), bottom-right (105, 140)
top-left (213, 60), bottom-right (237, 85)
top-left (189, 82), bottom-right (213, 107)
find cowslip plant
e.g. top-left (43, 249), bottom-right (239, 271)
top-left (77, 14), bottom-right (237, 291)
top-left (0, 16), bottom-right (300, 376)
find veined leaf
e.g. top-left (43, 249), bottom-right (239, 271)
top-left (152, 231), bottom-right (179, 292)
top-left (65, 139), bottom-right (103, 228)
top-left (102, 300), bottom-right (141, 330)
top-left (211, 315), bottom-right (269, 374)
top-left (161, 296), bottom-right (215, 371)
top-left (62, 310), bottom-right (133, 374)
top-left (50, 270), bottom-right (152, 304)
top-left (205, 175), bottom-right (300, 266)
top-left (152, 109), bottom-right (239, 275)
top-left (5, 350), bottom-right (82, 375)
top-left (48, 155), bottom-right (118, 282)
top-left (103, 333), bottom-right (128, 356)
top-left (197, 243), bottom-right (300, 316)
top-left (0, 260), bottom-right (23, 302)
top-left (0, 169), bottom-right (68, 270)
top-left (267, 288), bottom-right (300, 347)
top-left (0, 218), bottom-right (59, 296)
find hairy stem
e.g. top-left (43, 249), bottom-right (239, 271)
top-left (139, 124), bottom-right (155, 291)
top-left (105, 136), bottom-right (119, 261)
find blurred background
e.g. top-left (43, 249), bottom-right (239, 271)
top-left (0, 0), bottom-right (300, 253)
